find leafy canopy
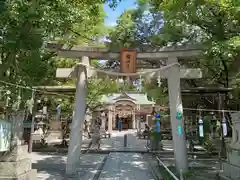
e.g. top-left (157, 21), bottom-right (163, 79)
top-left (0, 0), bottom-right (120, 108)
top-left (107, 0), bottom-right (240, 108)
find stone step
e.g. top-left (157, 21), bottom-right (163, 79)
top-left (0, 158), bottom-right (32, 177)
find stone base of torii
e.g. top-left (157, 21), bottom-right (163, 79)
top-left (56, 56), bottom-right (202, 177)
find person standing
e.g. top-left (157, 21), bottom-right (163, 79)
top-left (118, 118), bottom-right (122, 132)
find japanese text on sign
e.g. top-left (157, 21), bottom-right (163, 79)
top-left (120, 48), bottom-right (137, 73)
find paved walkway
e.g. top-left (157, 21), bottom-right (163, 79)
top-left (98, 152), bottom-right (155, 180)
top-left (32, 130), bottom-right (156, 180)
top-left (32, 152), bottom-right (107, 180)
top-left (33, 130), bottom-right (207, 179)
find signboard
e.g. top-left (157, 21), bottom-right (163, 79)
top-left (120, 48), bottom-right (137, 73)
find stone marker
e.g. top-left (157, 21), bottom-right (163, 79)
top-left (0, 112), bottom-right (37, 180)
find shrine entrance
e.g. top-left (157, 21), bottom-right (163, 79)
top-left (114, 100), bottom-right (134, 130)
top-left (49, 42), bottom-right (202, 175)
top-left (122, 115), bottom-right (132, 129)
top-left (115, 114), bottom-right (133, 130)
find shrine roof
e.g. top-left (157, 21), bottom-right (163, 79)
top-left (102, 92), bottom-right (154, 105)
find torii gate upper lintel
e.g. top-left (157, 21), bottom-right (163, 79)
top-left (54, 46), bottom-right (203, 176)
top-left (47, 42), bottom-right (202, 60)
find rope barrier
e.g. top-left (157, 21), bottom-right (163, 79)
top-left (1, 79), bottom-right (239, 113)
top-left (0, 80), bottom-right (73, 98)
top-left (75, 62), bottom-right (179, 77)
top-left (157, 106), bottom-right (240, 113)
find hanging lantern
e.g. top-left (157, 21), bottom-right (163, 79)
top-left (222, 117), bottom-right (227, 136)
top-left (198, 118), bottom-right (204, 137)
top-left (56, 104), bottom-right (62, 120)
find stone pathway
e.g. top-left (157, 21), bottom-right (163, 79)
top-left (35, 130), bottom-right (207, 179)
top-left (31, 152), bottom-right (107, 180)
top-left (97, 152), bottom-right (155, 180)
top-left (32, 130), bottom-right (156, 180)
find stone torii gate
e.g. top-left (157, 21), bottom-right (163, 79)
top-left (50, 44), bottom-right (202, 176)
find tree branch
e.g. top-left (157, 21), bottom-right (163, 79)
top-left (68, 28), bottom-right (96, 42)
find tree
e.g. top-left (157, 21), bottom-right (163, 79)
top-left (87, 78), bottom-right (118, 111)
top-left (148, 0), bottom-right (240, 112)
top-left (0, 0), bottom-right (120, 108)
top-left (107, 0), bottom-right (240, 111)
top-left (54, 78), bottom-right (118, 113)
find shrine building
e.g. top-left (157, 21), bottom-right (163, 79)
top-left (93, 92), bottom-right (156, 130)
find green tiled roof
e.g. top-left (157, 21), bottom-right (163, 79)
top-left (101, 92), bottom-right (154, 105)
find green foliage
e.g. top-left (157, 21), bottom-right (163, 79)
top-left (148, 0), bottom-right (240, 87)
top-left (144, 78), bottom-right (168, 106)
top-left (86, 78), bottom-right (118, 111)
top-left (107, 0), bottom-right (240, 111)
top-left (55, 78), bottom-right (118, 112)
top-left (0, 0), bottom-right (120, 108)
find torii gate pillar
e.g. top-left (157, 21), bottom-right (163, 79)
top-left (66, 57), bottom-right (88, 176)
top-left (167, 57), bottom-right (188, 173)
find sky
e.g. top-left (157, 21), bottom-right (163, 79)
top-left (104, 0), bottom-right (137, 26)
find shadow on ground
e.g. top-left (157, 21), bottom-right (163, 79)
top-left (31, 131), bottom-right (154, 179)
top-left (32, 152), bottom-right (108, 180)
top-left (96, 152), bottom-right (155, 180)
top-left (32, 152), bottom-right (66, 180)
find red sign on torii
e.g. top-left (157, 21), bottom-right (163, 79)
top-left (120, 48), bottom-right (137, 73)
